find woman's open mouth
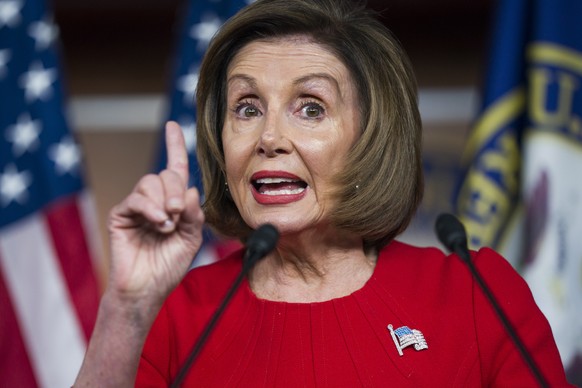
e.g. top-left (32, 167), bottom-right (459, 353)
top-left (252, 177), bottom-right (308, 196)
top-left (250, 172), bottom-right (308, 204)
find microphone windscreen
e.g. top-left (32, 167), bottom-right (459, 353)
top-left (246, 223), bottom-right (279, 257)
top-left (435, 213), bottom-right (468, 253)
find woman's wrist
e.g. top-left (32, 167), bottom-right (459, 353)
top-left (99, 286), bottom-right (164, 335)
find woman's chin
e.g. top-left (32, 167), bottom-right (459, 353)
top-left (245, 217), bottom-right (307, 235)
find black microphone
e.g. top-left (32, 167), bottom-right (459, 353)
top-left (170, 224), bottom-right (279, 387)
top-left (243, 222), bottom-right (280, 270)
top-left (434, 213), bottom-right (548, 388)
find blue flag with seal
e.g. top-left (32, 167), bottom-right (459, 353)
top-left (455, 0), bottom-right (582, 382)
top-left (155, 0), bottom-right (254, 267)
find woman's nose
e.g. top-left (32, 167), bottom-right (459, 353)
top-left (255, 112), bottom-right (292, 157)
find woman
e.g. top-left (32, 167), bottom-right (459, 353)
top-left (75, 0), bottom-right (571, 386)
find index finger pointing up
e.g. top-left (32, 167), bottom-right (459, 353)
top-left (165, 121), bottom-right (190, 187)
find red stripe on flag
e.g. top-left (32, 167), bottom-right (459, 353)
top-left (44, 195), bottom-right (100, 340)
top-left (214, 239), bottom-right (243, 260)
top-left (0, 256), bottom-right (39, 388)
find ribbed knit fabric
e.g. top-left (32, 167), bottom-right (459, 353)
top-left (137, 241), bottom-right (571, 387)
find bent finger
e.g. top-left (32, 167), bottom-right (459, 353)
top-left (178, 187), bottom-right (205, 238)
top-left (111, 192), bottom-right (171, 231)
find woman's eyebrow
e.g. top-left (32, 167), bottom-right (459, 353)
top-left (292, 73), bottom-right (343, 99)
top-left (227, 74), bottom-right (258, 89)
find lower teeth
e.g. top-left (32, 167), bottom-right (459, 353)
top-left (263, 188), bottom-right (304, 195)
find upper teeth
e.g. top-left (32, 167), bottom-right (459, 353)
top-left (256, 177), bottom-right (298, 184)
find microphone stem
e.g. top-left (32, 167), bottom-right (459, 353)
top-left (454, 244), bottom-right (549, 388)
top-left (170, 257), bottom-right (255, 388)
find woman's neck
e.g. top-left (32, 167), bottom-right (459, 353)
top-left (248, 230), bottom-right (377, 303)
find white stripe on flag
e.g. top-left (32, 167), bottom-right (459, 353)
top-left (0, 214), bottom-right (87, 388)
top-left (190, 244), bottom-right (220, 270)
top-left (78, 190), bottom-right (104, 271)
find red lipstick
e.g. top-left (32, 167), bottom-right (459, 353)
top-left (250, 170), bottom-right (308, 205)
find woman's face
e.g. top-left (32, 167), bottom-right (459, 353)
top-left (222, 37), bottom-right (360, 235)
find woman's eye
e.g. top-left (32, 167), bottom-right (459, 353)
top-left (242, 106), bottom-right (259, 117)
top-left (300, 102), bottom-right (325, 118)
top-left (235, 102), bottom-right (261, 118)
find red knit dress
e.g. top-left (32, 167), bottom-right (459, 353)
top-left (137, 241), bottom-right (572, 387)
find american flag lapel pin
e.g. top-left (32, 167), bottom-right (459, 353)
top-left (388, 324), bottom-right (428, 356)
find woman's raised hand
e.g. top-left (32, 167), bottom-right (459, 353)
top-left (74, 122), bottom-right (204, 387)
top-left (107, 121), bottom-right (205, 307)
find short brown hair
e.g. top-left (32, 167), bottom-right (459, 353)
top-left (196, 0), bottom-right (423, 249)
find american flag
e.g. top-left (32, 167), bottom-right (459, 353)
top-left (388, 325), bottom-right (428, 356)
top-left (0, 0), bottom-right (101, 386)
top-left (156, 0), bottom-right (255, 267)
